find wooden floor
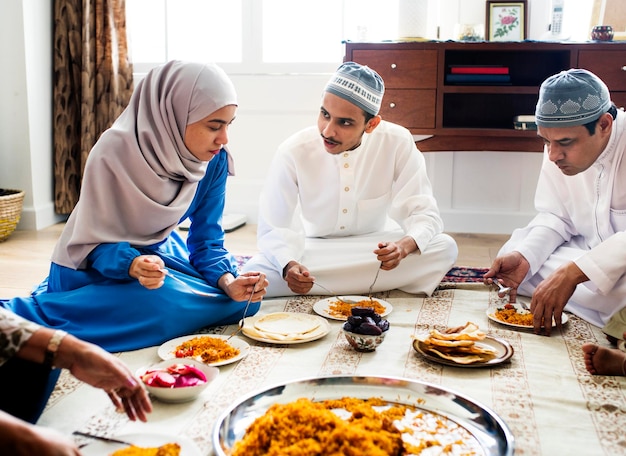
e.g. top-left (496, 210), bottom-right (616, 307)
top-left (0, 223), bottom-right (508, 298)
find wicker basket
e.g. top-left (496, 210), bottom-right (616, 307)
top-left (0, 189), bottom-right (25, 242)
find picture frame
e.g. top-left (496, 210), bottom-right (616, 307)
top-left (486, 1), bottom-right (528, 42)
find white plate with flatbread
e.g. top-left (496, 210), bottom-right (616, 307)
top-left (157, 334), bottom-right (250, 367)
top-left (241, 312), bottom-right (330, 344)
top-left (313, 296), bottom-right (393, 321)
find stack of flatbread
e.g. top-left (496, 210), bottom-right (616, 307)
top-left (415, 322), bottom-right (497, 364)
top-left (242, 312), bottom-right (325, 341)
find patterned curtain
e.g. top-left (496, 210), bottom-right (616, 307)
top-left (53, 0), bottom-right (133, 214)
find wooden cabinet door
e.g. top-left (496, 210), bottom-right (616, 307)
top-left (380, 89), bottom-right (436, 129)
top-left (578, 50), bottom-right (626, 91)
top-left (352, 50), bottom-right (437, 89)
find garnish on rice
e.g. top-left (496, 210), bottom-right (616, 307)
top-left (174, 335), bottom-right (239, 364)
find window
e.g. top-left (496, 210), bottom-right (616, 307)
top-left (126, 0), bottom-right (399, 75)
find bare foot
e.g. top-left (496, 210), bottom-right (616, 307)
top-left (582, 342), bottom-right (626, 376)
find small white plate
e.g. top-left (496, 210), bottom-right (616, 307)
top-left (487, 302), bottom-right (569, 329)
top-left (241, 313), bottom-right (330, 344)
top-left (313, 296), bottom-right (393, 321)
top-left (79, 433), bottom-right (201, 455)
top-left (158, 334), bottom-right (250, 367)
top-left (413, 335), bottom-right (514, 368)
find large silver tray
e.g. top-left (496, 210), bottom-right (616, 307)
top-left (213, 375), bottom-right (514, 455)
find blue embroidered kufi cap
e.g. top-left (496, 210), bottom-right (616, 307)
top-left (325, 62), bottom-right (385, 116)
top-left (535, 68), bottom-right (611, 128)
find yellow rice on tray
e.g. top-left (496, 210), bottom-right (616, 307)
top-left (229, 396), bottom-right (483, 456)
top-left (110, 443), bottom-right (180, 456)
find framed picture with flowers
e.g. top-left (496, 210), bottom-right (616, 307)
top-left (486, 1), bottom-right (527, 42)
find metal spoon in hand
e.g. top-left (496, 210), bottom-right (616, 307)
top-left (491, 278), bottom-right (512, 295)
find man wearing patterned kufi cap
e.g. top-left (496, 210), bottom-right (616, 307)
top-left (243, 62), bottom-right (458, 298)
top-left (486, 69), bottom-right (626, 373)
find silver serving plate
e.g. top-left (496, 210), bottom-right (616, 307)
top-left (213, 375), bottom-right (514, 455)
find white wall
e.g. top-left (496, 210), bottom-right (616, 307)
top-left (1, 0), bottom-right (562, 234)
top-left (0, 0), bottom-right (63, 230)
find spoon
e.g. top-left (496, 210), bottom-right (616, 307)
top-left (73, 431), bottom-right (132, 448)
top-left (161, 268), bottom-right (219, 298)
top-left (228, 276), bottom-right (261, 340)
top-left (367, 263), bottom-right (382, 301)
top-left (491, 278), bottom-right (512, 295)
top-left (313, 282), bottom-right (358, 304)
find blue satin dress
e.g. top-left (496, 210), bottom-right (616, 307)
top-left (2, 152), bottom-right (260, 352)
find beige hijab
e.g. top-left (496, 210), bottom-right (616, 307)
top-left (52, 61), bottom-right (238, 269)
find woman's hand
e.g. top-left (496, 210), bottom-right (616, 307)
top-left (129, 255), bottom-right (166, 289)
top-left (218, 272), bottom-right (268, 302)
top-left (55, 334), bottom-right (152, 422)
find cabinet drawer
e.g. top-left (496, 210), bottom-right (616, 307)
top-left (379, 89), bottom-right (436, 129)
top-left (578, 50), bottom-right (626, 91)
top-left (352, 50), bottom-right (437, 89)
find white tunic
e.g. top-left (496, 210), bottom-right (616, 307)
top-left (243, 121), bottom-right (457, 297)
top-left (499, 109), bottom-right (626, 328)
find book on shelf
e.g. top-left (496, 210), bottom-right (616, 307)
top-left (445, 74), bottom-right (511, 84)
top-left (449, 65), bottom-right (510, 75)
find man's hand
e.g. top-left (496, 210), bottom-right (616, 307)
top-left (375, 236), bottom-right (418, 271)
top-left (530, 262), bottom-right (587, 336)
top-left (483, 251), bottom-right (530, 303)
top-left (283, 261), bottom-right (315, 294)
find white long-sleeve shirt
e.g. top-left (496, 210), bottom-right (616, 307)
top-left (256, 121), bottom-right (444, 273)
top-left (501, 109), bottom-right (626, 325)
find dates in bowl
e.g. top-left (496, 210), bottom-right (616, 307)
top-left (342, 306), bottom-right (390, 352)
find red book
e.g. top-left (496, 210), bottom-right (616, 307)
top-left (450, 66), bottom-right (509, 75)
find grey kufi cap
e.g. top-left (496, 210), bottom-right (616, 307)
top-left (325, 62), bottom-right (384, 115)
top-left (535, 68), bottom-right (611, 128)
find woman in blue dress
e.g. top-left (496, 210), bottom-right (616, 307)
top-left (3, 61), bottom-right (267, 352)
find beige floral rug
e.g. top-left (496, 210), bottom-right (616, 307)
top-left (40, 285), bottom-right (625, 455)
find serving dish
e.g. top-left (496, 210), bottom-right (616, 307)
top-left (313, 295), bottom-right (393, 320)
top-left (136, 358), bottom-right (218, 403)
top-left (487, 302), bottom-right (569, 329)
top-left (413, 335), bottom-right (514, 368)
top-left (158, 334), bottom-right (250, 367)
top-left (212, 375), bottom-right (514, 455)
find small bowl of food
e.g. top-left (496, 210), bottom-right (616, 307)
top-left (137, 358), bottom-right (218, 403)
top-left (342, 306), bottom-right (390, 352)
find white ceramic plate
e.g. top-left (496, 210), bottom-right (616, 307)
top-left (212, 375), bottom-right (514, 456)
top-left (79, 433), bottom-right (201, 456)
top-left (313, 296), bottom-right (393, 321)
top-left (241, 312), bottom-right (331, 344)
top-left (158, 334), bottom-right (250, 367)
top-left (413, 335), bottom-right (514, 368)
top-left (487, 302), bottom-right (569, 329)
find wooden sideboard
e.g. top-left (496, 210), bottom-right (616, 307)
top-left (344, 41), bottom-right (626, 152)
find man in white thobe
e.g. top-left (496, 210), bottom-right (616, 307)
top-left (486, 68), bottom-right (626, 342)
top-left (243, 62), bottom-right (457, 298)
